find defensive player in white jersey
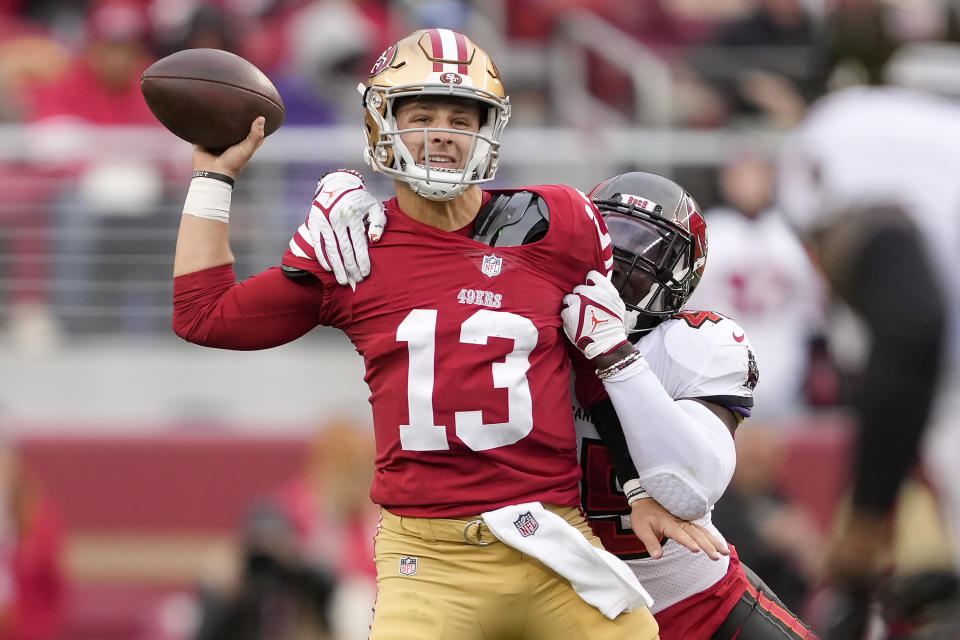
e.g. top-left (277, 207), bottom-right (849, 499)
top-left (561, 172), bottom-right (817, 640)
top-left (779, 85), bottom-right (960, 638)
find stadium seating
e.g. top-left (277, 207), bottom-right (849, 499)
top-left (18, 431), bottom-right (310, 640)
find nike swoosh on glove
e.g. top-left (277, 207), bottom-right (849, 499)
top-left (287, 169), bottom-right (386, 287)
top-left (561, 270), bottom-right (629, 359)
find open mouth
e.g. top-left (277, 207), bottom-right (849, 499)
top-left (421, 154), bottom-right (459, 170)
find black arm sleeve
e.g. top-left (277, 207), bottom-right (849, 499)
top-left (838, 223), bottom-right (946, 514)
top-left (589, 398), bottom-right (641, 487)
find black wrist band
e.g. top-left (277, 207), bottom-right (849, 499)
top-left (192, 170), bottom-right (235, 187)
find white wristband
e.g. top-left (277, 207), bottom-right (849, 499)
top-left (622, 479), bottom-right (651, 505)
top-left (183, 176), bottom-right (232, 223)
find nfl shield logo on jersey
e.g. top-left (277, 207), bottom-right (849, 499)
top-left (399, 556), bottom-right (418, 576)
top-left (514, 511), bottom-right (539, 537)
top-left (481, 254), bottom-right (502, 277)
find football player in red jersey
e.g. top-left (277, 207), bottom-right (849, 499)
top-left (562, 172), bottom-right (817, 640)
top-left (165, 28), bottom-right (740, 640)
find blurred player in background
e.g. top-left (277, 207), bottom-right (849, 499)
top-left (0, 440), bottom-right (65, 640)
top-left (563, 171), bottom-right (816, 639)
top-left (193, 501), bottom-right (337, 640)
top-left (687, 150), bottom-right (833, 420)
top-left (169, 28), bottom-right (686, 640)
top-left (779, 71), bottom-right (960, 638)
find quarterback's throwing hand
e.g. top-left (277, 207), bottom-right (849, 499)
top-left (294, 169), bottom-right (386, 286)
top-left (561, 270), bottom-right (629, 359)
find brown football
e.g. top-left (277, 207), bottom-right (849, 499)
top-left (141, 48), bottom-right (285, 154)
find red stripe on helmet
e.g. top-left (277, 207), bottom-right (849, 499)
top-left (428, 29), bottom-right (443, 72)
top-left (454, 31), bottom-right (468, 74)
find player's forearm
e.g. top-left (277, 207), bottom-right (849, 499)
top-left (174, 170), bottom-right (237, 277)
top-left (173, 214), bottom-right (234, 277)
top-left (174, 119), bottom-right (263, 277)
top-left (602, 357), bottom-right (736, 520)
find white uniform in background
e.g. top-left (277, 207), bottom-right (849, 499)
top-left (687, 207), bottom-right (825, 420)
top-left (574, 311), bottom-right (757, 612)
top-left (779, 86), bottom-right (960, 569)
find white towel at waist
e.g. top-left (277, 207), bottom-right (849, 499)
top-left (481, 502), bottom-right (654, 619)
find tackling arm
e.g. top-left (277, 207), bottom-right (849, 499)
top-left (564, 272), bottom-right (738, 520)
top-left (599, 353), bottom-right (738, 520)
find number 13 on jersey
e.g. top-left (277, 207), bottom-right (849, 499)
top-left (396, 308), bottom-right (539, 452)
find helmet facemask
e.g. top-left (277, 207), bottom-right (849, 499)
top-left (362, 84), bottom-right (510, 201)
top-left (606, 213), bottom-right (696, 318)
top-left (589, 172), bottom-right (707, 333)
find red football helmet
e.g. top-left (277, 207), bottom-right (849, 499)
top-left (588, 172), bottom-right (707, 325)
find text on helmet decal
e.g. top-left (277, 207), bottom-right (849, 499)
top-left (619, 193), bottom-right (658, 213)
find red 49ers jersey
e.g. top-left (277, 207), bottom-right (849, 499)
top-left (285, 184), bottom-right (612, 517)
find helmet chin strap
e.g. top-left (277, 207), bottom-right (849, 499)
top-left (406, 173), bottom-right (469, 201)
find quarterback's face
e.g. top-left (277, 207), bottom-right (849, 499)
top-left (394, 97), bottom-right (483, 171)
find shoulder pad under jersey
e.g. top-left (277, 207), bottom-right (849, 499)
top-left (280, 263), bottom-right (319, 282)
top-left (472, 190), bottom-right (550, 247)
top-left (638, 311), bottom-right (758, 411)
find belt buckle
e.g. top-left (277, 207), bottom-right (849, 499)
top-left (463, 519), bottom-right (494, 546)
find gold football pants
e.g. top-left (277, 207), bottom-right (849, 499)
top-left (370, 505), bottom-right (659, 640)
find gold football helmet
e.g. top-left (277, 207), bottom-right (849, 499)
top-left (360, 29), bottom-right (511, 201)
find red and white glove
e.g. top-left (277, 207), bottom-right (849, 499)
top-left (561, 270), bottom-right (629, 359)
top-left (288, 169), bottom-right (386, 287)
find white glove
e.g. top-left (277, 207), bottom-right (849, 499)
top-left (561, 270), bottom-right (629, 359)
top-left (297, 169), bottom-right (386, 286)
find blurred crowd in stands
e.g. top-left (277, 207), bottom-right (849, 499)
top-left (2, 1), bottom-right (960, 639)
top-left (2, 0), bottom-right (959, 346)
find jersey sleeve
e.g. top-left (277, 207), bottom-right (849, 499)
top-left (570, 345), bottom-right (608, 409)
top-left (172, 264), bottom-right (333, 349)
top-left (532, 184), bottom-right (614, 280)
top-left (283, 218), bottom-right (331, 279)
top-left (642, 314), bottom-right (758, 417)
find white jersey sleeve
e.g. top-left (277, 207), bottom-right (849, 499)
top-left (639, 311), bottom-right (758, 416)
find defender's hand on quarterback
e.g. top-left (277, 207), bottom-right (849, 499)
top-left (292, 169), bottom-right (386, 286)
top-left (561, 270), bottom-right (629, 359)
top-left (630, 497), bottom-right (728, 561)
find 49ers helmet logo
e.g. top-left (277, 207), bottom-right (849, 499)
top-left (440, 72), bottom-right (463, 84)
top-left (369, 44), bottom-right (397, 77)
